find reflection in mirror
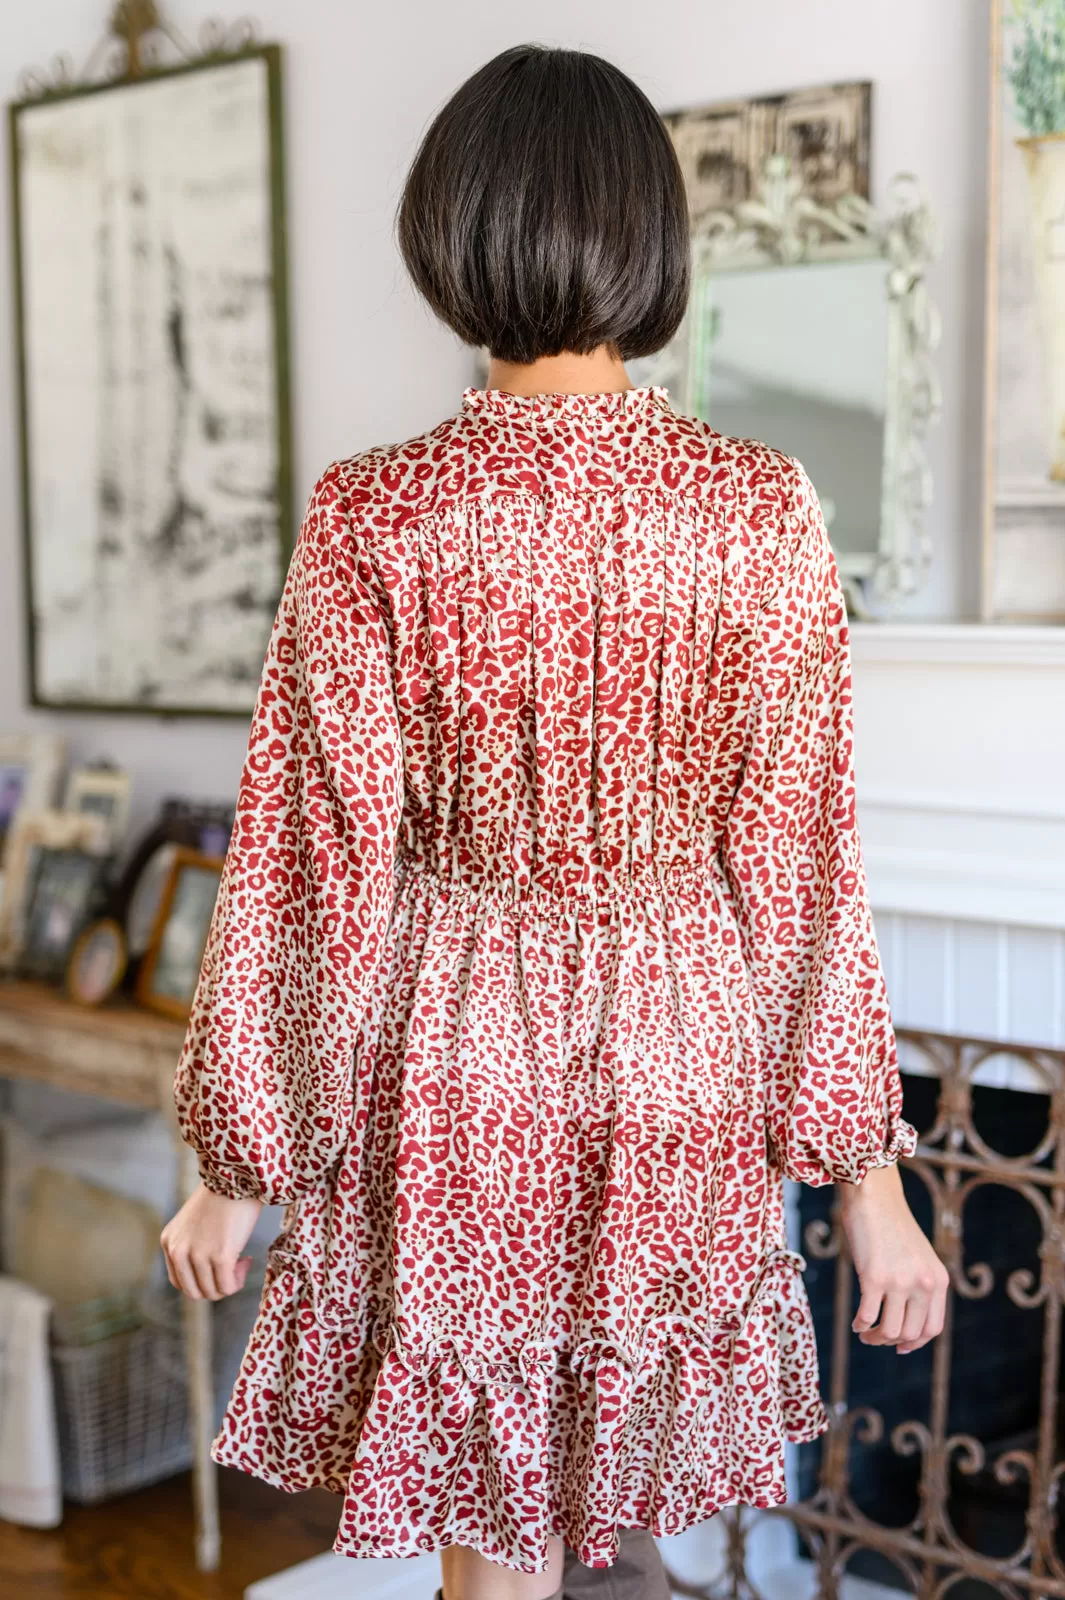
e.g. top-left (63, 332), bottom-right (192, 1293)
top-left (692, 258), bottom-right (889, 564)
top-left (633, 164), bottom-right (942, 615)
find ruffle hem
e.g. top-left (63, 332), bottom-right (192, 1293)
top-left (211, 1243), bottom-right (829, 1573)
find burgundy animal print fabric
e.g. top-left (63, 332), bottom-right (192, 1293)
top-left (175, 384), bottom-right (917, 1572)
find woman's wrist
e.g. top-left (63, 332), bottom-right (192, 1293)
top-left (198, 1159), bottom-right (265, 1204)
top-left (838, 1159), bottom-right (905, 1211)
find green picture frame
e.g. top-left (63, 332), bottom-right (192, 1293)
top-left (8, 43), bottom-right (293, 715)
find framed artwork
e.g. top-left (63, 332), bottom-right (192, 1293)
top-left (0, 733), bottom-right (65, 861)
top-left (664, 80), bottom-right (871, 232)
top-left (64, 764), bottom-right (131, 854)
top-left (0, 807), bottom-right (109, 969)
top-left (66, 917), bottom-right (128, 1006)
top-left (982, 0), bottom-right (1065, 620)
top-left (9, 44), bottom-right (292, 713)
top-left (113, 795), bottom-right (233, 961)
top-left (19, 847), bottom-right (106, 982)
top-left (136, 847), bottom-right (224, 1018)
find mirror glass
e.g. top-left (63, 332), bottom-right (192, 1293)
top-left (688, 256), bottom-right (890, 561)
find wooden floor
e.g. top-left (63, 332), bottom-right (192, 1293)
top-left (0, 1468), bottom-right (344, 1599)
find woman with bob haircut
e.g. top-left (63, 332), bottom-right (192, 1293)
top-left (163, 43), bottom-right (947, 1600)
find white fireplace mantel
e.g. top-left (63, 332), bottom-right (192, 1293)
top-left (849, 621), bottom-right (1065, 668)
top-left (849, 622), bottom-right (1065, 931)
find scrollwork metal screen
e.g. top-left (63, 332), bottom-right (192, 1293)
top-left (661, 1027), bottom-right (1065, 1600)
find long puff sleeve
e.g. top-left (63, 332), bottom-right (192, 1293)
top-left (720, 459), bottom-right (918, 1187)
top-left (174, 464), bottom-right (403, 1205)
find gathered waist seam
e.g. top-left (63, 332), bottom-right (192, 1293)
top-left (391, 849), bottom-right (725, 908)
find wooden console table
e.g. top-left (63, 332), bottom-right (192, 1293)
top-left (0, 977), bottom-right (221, 1571)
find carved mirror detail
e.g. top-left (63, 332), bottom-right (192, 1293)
top-left (632, 159), bottom-right (942, 616)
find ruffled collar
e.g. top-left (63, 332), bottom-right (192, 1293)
top-left (461, 385), bottom-right (672, 423)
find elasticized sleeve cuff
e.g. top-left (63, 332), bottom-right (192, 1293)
top-left (776, 1114), bottom-right (919, 1189)
top-left (197, 1157), bottom-right (267, 1203)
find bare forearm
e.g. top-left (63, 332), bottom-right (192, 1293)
top-left (837, 1162), bottom-right (949, 1354)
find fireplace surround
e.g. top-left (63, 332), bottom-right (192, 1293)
top-left (658, 1027), bottom-right (1065, 1599)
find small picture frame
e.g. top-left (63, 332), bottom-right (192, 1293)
top-left (0, 808), bottom-right (110, 969)
top-left (136, 848), bottom-right (225, 1019)
top-left (113, 797), bottom-right (235, 960)
top-left (65, 917), bottom-right (128, 1007)
top-left (19, 847), bottom-right (105, 982)
top-left (64, 765), bottom-right (131, 855)
top-left (0, 733), bottom-right (66, 860)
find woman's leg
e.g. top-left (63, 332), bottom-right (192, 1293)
top-left (441, 1535), bottom-right (566, 1600)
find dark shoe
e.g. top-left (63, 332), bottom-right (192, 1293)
top-left (562, 1530), bottom-right (672, 1600)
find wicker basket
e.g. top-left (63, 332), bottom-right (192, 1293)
top-left (51, 1277), bottom-right (261, 1504)
top-left (52, 1318), bottom-right (191, 1502)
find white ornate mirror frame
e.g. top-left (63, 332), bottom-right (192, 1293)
top-left (637, 158), bottom-right (943, 615)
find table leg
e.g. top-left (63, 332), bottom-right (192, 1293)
top-left (165, 1095), bottom-right (222, 1576)
top-left (184, 1292), bottom-right (221, 1571)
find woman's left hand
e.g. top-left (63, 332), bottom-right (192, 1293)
top-left (161, 1181), bottom-right (263, 1301)
top-left (840, 1162), bottom-right (949, 1354)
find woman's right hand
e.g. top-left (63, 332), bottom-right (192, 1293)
top-left (161, 1181), bottom-right (263, 1301)
top-left (839, 1162), bottom-right (949, 1354)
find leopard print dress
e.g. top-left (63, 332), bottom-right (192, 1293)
top-left (175, 384), bottom-right (917, 1573)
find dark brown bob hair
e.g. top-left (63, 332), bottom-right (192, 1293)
top-left (397, 45), bottom-right (690, 365)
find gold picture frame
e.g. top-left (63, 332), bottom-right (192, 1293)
top-left (136, 847), bottom-right (224, 1019)
top-left (65, 916), bottom-right (128, 1007)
